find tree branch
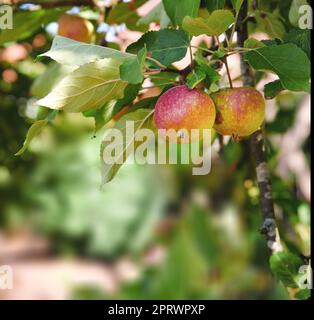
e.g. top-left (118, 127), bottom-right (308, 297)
top-left (3, 0), bottom-right (94, 8)
top-left (237, 0), bottom-right (282, 254)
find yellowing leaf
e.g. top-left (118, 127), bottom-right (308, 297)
top-left (182, 10), bottom-right (235, 36)
top-left (15, 120), bottom-right (48, 156)
top-left (40, 36), bottom-right (135, 66)
top-left (37, 58), bottom-right (128, 113)
top-left (101, 109), bottom-right (155, 183)
top-left (31, 62), bottom-right (76, 98)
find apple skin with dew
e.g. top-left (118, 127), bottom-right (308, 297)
top-left (154, 85), bottom-right (216, 143)
top-left (212, 87), bottom-right (265, 137)
top-left (58, 14), bottom-right (95, 43)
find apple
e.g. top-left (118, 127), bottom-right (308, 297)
top-left (212, 87), bottom-right (265, 137)
top-left (58, 14), bottom-right (94, 43)
top-left (154, 85), bottom-right (216, 143)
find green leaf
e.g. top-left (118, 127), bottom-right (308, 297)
top-left (37, 58), bottom-right (127, 113)
top-left (283, 29), bottom-right (311, 58)
top-left (106, 1), bottom-right (148, 32)
top-left (255, 11), bottom-right (286, 39)
top-left (186, 68), bottom-right (206, 89)
top-left (114, 83), bottom-right (143, 111)
top-left (231, 0), bottom-right (243, 12)
top-left (244, 38), bottom-right (266, 49)
top-left (15, 120), bottom-right (48, 156)
top-left (150, 71), bottom-right (178, 86)
top-left (269, 251), bottom-right (304, 288)
top-left (127, 29), bottom-right (189, 67)
top-left (132, 85), bottom-right (174, 112)
top-left (205, 0), bottom-right (225, 13)
top-left (120, 47), bottom-right (147, 84)
top-left (182, 10), bottom-right (235, 36)
top-left (295, 289), bottom-right (311, 300)
top-left (245, 44), bottom-right (310, 92)
top-left (83, 101), bottom-right (119, 133)
top-left (193, 55), bottom-right (221, 91)
top-left (137, 2), bottom-right (170, 28)
top-left (83, 103), bottom-right (111, 133)
top-left (40, 36), bottom-right (135, 66)
top-left (162, 0), bottom-right (201, 27)
top-left (264, 80), bottom-right (285, 99)
top-left (289, 0), bottom-right (308, 26)
top-left (203, 67), bottom-right (221, 91)
top-left (100, 109), bottom-right (155, 184)
top-left (0, 9), bottom-right (64, 45)
top-left (31, 62), bottom-right (76, 98)
top-left (83, 83), bottom-right (142, 132)
top-left (261, 39), bottom-right (283, 46)
top-left (132, 96), bottom-right (160, 111)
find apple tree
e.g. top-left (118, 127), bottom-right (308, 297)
top-left (1, 0), bottom-right (311, 299)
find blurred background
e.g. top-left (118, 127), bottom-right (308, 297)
top-left (0, 0), bottom-right (311, 300)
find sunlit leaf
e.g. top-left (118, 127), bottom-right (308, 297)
top-left (31, 62), bottom-right (76, 98)
top-left (182, 10), bottom-right (235, 36)
top-left (37, 58), bottom-right (127, 113)
top-left (40, 36), bottom-right (134, 66)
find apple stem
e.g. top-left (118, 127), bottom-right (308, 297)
top-left (188, 45), bottom-right (194, 65)
top-left (223, 56), bottom-right (233, 88)
top-left (215, 35), bottom-right (233, 88)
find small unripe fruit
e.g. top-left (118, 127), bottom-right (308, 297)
top-left (58, 14), bottom-right (94, 43)
top-left (154, 85), bottom-right (216, 143)
top-left (213, 87), bottom-right (265, 137)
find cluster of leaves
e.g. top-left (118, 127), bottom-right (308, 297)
top-left (13, 0), bottom-right (310, 180)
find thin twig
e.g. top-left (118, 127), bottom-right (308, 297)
top-left (228, 5), bottom-right (241, 50)
top-left (223, 56), bottom-right (233, 88)
top-left (146, 56), bottom-right (167, 69)
top-left (190, 46), bottom-right (216, 55)
top-left (189, 44), bottom-right (194, 65)
top-left (140, 82), bottom-right (178, 90)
